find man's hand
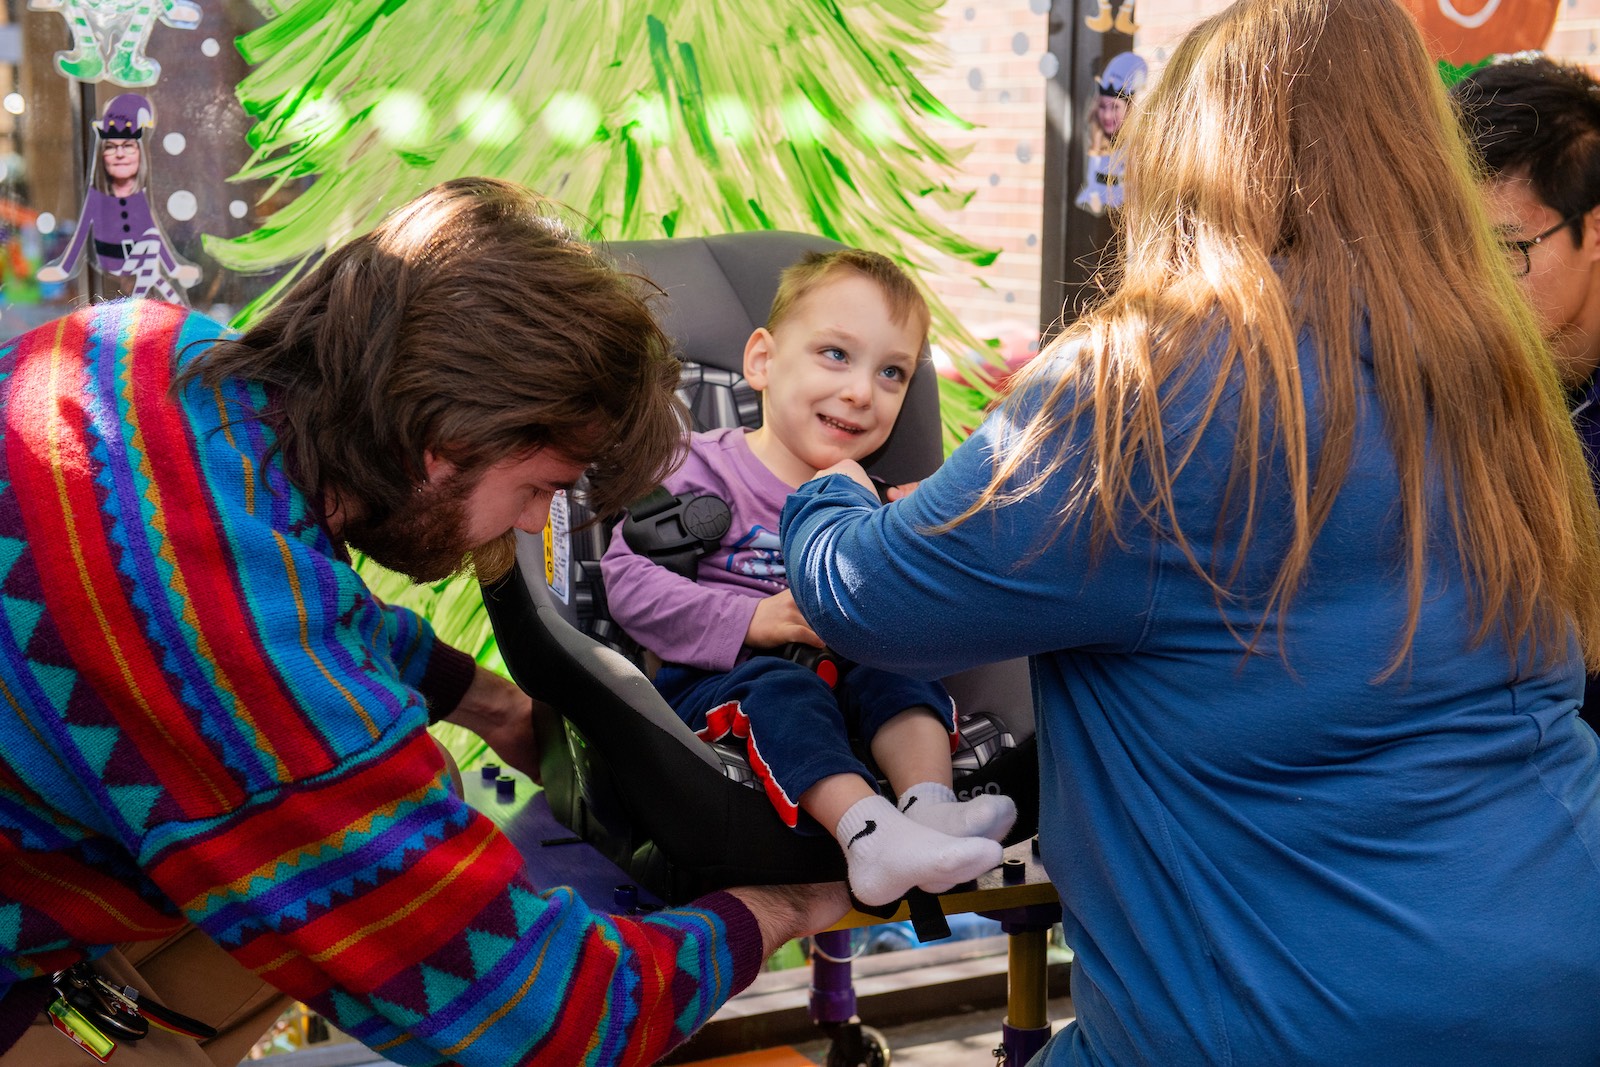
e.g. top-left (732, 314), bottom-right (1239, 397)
top-left (745, 590), bottom-right (824, 650)
top-left (441, 666), bottom-right (541, 782)
top-left (726, 882), bottom-right (852, 958)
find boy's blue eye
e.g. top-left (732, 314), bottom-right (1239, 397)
top-left (823, 347), bottom-right (847, 362)
top-left (881, 365), bottom-right (907, 382)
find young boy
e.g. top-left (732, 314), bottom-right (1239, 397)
top-left (601, 250), bottom-right (1014, 907)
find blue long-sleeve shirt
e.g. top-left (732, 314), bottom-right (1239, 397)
top-left (782, 332), bottom-right (1600, 1065)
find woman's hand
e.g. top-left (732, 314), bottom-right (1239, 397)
top-left (813, 459), bottom-right (877, 496)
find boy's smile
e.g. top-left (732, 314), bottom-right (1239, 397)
top-left (742, 273), bottom-right (924, 487)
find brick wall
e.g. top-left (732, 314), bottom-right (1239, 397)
top-left (914, 0), bottom-right (1600, 366)
top-left (917, 1), bottom-right (1052, 365)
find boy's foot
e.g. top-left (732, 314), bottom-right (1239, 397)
top-left (898, 782), bottom-right (1017, 842)
top-left (834, 795), bottom-right (1002, 907)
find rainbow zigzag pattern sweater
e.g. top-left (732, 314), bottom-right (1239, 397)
top-left (0, 301), bottom-right (761, 1064)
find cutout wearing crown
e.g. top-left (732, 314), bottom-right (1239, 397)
top-left (1075, 52), bottom-right (1148, 217)
top-left (38, 92), bottom-right (198, 304)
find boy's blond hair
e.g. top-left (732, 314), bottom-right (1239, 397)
top-left (766, 249), bottom-right (930, 351)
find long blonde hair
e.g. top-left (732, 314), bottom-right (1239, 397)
top-left (972, 0), bottom-right (1600, 674)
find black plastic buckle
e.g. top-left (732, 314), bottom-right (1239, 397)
top-left (621, 488), bottom-right (733, 580)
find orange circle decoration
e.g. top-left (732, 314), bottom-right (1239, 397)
top-left (1399, 0), bottom-right (1559, 64)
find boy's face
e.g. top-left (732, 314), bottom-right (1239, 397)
top-left (743, 273), bottom-right (923, 480)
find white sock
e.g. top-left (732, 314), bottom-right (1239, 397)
top-left (897, 781), bottom-right (1017, 843)
top-left (833, 795), bottom-right (1002, 907)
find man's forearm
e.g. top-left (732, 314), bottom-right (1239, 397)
top-left (723, 882), bottom-right (852, 958)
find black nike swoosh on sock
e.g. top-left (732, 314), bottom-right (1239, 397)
top-left (900, 796), bottom-right (918, 813)
top-left (847, 820), bottom-right (877, 847)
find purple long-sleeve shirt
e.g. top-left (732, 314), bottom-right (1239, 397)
top-left (601, 427), bottom-right (795, 672)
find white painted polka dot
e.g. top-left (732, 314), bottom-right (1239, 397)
top-left (1013, 32), bottom-right (1030, 55)
top-left (968, 68), bottom-right (984, 91)
top-left (1039, 53), bottom-right (1061, 79)
top-left (201, 37), bottom-right (220, 57)
top-left (166, 190), bottom-right (197, 221)
top-left (1030, 0), bottom-right (1050, 12)
top-left (36, 212), bottom-right (55, 235)
top-left (988, 173), bottom-right (1001, 186)
top-left (163, 132), bottom-right (185, 155)
top-left (1017, 141), bottom-right (1032, 163)
top-left (228, 199), bottom-right (248, 219)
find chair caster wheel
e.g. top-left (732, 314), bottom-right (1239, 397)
top-left (825, 1022), bottom-right (891, 1067)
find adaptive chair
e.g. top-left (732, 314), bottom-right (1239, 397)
top-left (479, 231), bottom-right (1045, 1064)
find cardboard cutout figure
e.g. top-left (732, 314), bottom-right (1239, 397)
top-left (38, 93), bottom-right (198, 303)
top-left (1075, 52), bottom-right (1147, 217)
top-left (27, 0), bottom-right (201, 87)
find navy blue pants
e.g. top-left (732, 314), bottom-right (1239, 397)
top-left (655, 657), bottom-right (955, 828)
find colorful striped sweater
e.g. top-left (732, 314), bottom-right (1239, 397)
top-left (0, 301), bottom-right (763, 1064)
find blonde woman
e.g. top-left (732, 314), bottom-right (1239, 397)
top-left (781, 0), bottom-right (1600, 1062)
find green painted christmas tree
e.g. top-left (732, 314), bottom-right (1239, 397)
top-left (208, 1), bottom-right (1005, 766)
top-left (208, 0), bottom-right (1004, 448)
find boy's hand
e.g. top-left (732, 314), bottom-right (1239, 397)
top-left (746, 590), bottom-right (825, 649)
top-left (884, 480), bottom-right (921, 502)
top-left (813, 459), bottom-right (877, 496)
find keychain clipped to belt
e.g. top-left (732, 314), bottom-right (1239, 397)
top-left (46, 961), bottom-right (217, 1062)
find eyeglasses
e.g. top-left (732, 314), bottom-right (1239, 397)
top-left (1502, 212), bottom-right (1585, 277)
top-left (100, 140), bottom-right (139, 157)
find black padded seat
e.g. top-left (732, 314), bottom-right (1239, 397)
top-left (480, 232), bottom-right (1037, 904)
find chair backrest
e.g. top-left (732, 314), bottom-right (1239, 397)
top-left (482, 231), bottom-right (1037, 902)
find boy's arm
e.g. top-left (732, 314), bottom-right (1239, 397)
top-left (600, 520), bottom-right (762, 671)
top-left (745, 588), bottom-right (823, 650)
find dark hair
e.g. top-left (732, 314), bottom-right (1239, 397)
top-left (176, 177), bottom-right (684, 523)
top-left (766, 248), bottom-right (931, 344)
top-left (1453, 55), bottom-right (1600, 245)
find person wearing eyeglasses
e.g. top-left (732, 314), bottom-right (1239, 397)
top-left (1454, 56), bottom-right (1600, 729)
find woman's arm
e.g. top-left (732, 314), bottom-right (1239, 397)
top-left (781, 399), bottom-right (1157, 678)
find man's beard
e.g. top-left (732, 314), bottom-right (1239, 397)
top-left (341, 476), bottom-right (520, 584)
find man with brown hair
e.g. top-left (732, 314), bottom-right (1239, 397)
top-left (0, 177), bottom-right (847, 1066)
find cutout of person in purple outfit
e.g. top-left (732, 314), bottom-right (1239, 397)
top-left (38, 92), bottom-right (198, 304)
